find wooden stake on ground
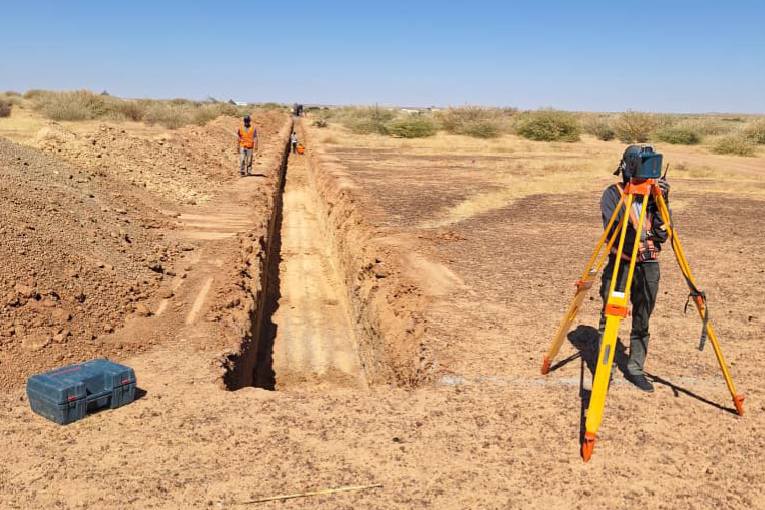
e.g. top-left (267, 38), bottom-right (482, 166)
top-left (241, 483), bottom-right (383, 505)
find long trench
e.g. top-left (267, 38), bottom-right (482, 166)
top-left (252, 127), bottom-right (366, 390)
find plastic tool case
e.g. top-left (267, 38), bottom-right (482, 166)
top-left (26, 359), bottom-right (137, 424)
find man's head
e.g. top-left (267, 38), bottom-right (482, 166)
top-left (614, 144), bottom-right (663, 182)
top-left (243, 115), bottom-right (251, 127)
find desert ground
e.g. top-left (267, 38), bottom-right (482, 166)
top-left (0, 98), bottom-right (763, 509)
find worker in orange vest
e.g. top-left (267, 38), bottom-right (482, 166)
top-left (237, 115), bottom-right (258, 176)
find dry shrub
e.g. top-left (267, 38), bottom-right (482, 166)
top-left (437, 107), bottom-right (502, 138)
top-left (109, 100), bottom-right (148, 122)
top-left (32, 90), bottom-right (109, 120)
top-left (581, 115), bottom-right (616, 141)
top-left (614, 111), bottom-right (658, 143)
top-left (711, 135), bottom-right (756, 156)
top-left (28, 89), bottom-right (239, 128)
top-left (681, 117), bottom-right (739, 136)
top-left (23, 89), bottom-right (49, 99)
top-left (654, 125), bottom-right (702, 145)
top-left (385, 115), bottom-right (437, 138)
top-left (0, 99), bottom-right (12, 118)
top-left (743, 119), bottom-right (765, 144)
top-left (516, 109), bottom-right (580, 142)
top-left (312, 118), bottom-right (329, 128)
top-left (339, 107), bottom-right (396, 135)
top-left (143, 103), bottom-right (192, 129)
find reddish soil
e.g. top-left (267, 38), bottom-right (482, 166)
top-left (0, 115), bottom-right (762, 510)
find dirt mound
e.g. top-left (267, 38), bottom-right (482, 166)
top-left (35, 111), bottom-right (285, 205)
top-left (0, 138), bottom-right (186, 388)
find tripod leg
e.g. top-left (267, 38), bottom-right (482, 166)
top-left (583, 188), bottom-right (649, 461)
top-left (541, 195), bottom-right (626, 374)
top-left (653, 193), bottom-right (744, 415)
top-left (582, 312), bottom-right (621, 460)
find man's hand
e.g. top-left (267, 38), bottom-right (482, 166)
top-left (658, 178), bottom-right (670, 200)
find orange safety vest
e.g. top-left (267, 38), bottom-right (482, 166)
top-left (238, 125), bottom-right (256, 149)
top-left (613, 183), bottom-right (659, 263)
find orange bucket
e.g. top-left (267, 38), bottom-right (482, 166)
top-left (296, 144), bottom-right (305, 155)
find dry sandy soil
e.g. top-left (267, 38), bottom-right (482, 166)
top-left (0, 107), bottom-right (763, 509)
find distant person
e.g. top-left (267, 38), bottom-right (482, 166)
top-left (237, 115), bottom-right (257, 177)
top-left (290, 131), bottom-right (298, 154)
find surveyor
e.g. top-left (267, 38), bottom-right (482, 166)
top-left (237, 115), bottom-right (258, 176)
top-left (597, 145), bottom-right (670, 392)
top-left (290, 131), bottom-right (298, 154)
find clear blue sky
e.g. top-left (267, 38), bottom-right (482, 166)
top-left (2, 1), bottom-right (763, 113)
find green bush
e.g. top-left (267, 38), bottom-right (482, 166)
top-left (711, 135), bottom-right (756, 156)
top-left (614, 111), bottom-right (658, 143)
top-left (460, 119), bottom-right (501, 138)
top-left (592, 123), bottom-right (616, 141)
top-left (0, 99), bottom-right (12, 118)
top-left (654, 125), bottom-right (702, 145)
top-left (385, 116), bottom-right (437, 138)
top-left (743, 120), bottom-right (765, 144)
top-left (515, 110), bottom-right (581, 142)
top-left (437, 107), bottom-right (502, 138)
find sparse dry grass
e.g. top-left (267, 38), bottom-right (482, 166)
top-left (24, 89), bottom-right (245, 129)
top-left (309, 118), bottom-right (765, 226)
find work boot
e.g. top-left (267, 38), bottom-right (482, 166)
top-left (625, 372), bottom-right (654, 393)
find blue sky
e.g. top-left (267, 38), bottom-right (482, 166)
top-left (1, 1), bottom-right (763, 112)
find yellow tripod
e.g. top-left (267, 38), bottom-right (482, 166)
top-left (541, 177), bottom-right (744, 462)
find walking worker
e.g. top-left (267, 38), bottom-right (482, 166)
top-left (290, 130), bottom-right (298, 154)
top-left (237, 115), bottom-right (258, 176)
top-left (598, 145), bottom-right (670, 392)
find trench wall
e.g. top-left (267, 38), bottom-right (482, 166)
top-left (213, 118), bottom-right (292, 389)
top-left (299, 120), bottom-right (434, 387)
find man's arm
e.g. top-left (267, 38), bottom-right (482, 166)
top-left (600, 184), bottom-right (622, 229)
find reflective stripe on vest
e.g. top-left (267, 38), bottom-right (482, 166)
top-left (238, 126), bottom-right (256, 148)
top-left (613, 183), bottom-right (659, 262)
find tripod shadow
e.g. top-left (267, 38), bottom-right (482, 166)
top-left (645, 372), bottom-right (738, 415)
top-left (559, 325), bottom-right (631, 443)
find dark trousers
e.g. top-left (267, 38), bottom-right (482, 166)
top-left (291, 141), bottom-right (297, 154)
top-left (598, 257), bottom-right (660, 375)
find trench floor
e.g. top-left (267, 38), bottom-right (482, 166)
top-left (268, 148), bottom-right (366, 389)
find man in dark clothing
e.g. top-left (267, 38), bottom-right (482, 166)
top-left (598, 146), bottom-right (670, 392)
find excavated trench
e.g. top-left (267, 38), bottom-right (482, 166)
top-left (222, 119), bottom-right (430, 391)
top-left (253, 135), bottom-right (366, 390)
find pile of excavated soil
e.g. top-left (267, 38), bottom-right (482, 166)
top-left (35, 111), bottom-right (285, 205)
top-left (0, 111), bottom-right (286, 389)
top-left (0, 139), bottom-right (181, 388)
